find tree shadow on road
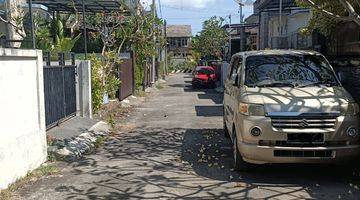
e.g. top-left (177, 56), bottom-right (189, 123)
top-left (37, 126), bottom-right (360, 200)
top-left (181, 128), bottom-right (360, 200)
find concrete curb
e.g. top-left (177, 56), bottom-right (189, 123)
top-left (48, 121), bottom-right (111, 162)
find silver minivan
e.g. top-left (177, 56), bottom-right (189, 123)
top-left (223, 50), bottom-right (360, 170)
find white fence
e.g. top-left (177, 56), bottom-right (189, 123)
top-left (0, 48), bottom-right (47, 190)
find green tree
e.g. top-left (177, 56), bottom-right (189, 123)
top-left (114, 3), bottom-right (164, 89)
top-left (296, 0), bottom-right (360, 35)
top-left (192, 16), bottom-right (228, 60)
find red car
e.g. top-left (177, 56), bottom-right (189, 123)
top-left (192, 66), bottom-right (217, 88)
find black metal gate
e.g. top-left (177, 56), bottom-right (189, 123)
top-left (43, 53), bottom-right (77, 128)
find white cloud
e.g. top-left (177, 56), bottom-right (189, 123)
top-left (141, 0), bottom-right (216, 9)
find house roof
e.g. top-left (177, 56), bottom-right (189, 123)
top-left (166, 25), bottom-right (192, 38)
top-left (255, 0), bottom-right (298, 11)
top-left (29, 0), bottom-right (135, 13)
top-left (245, 14), bottom-right (259, 24)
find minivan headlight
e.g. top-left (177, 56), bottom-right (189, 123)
top-left (239, 103), bottom-right (265, 116)
top-left (341, 103), bottom-right (360, 116)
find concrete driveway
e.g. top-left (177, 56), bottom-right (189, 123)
top-left (17, 73), bottom-right (360, 199)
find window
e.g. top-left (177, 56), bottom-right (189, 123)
top-left (244, 55), bottom-right (339, 87)
top-left (229, 56), bottom-right (243, 84)
top-left (169, 39), bottom-right (176, 47)
top-left (181, 39), bottom-right (188, 47)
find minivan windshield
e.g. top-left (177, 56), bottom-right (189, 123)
top-left (245, 55), bottom-right (340, 88)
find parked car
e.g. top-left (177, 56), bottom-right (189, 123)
top-left (192, 66), bottom-right (217, 88)
top-left (223, 50), bottom-right (360, 171)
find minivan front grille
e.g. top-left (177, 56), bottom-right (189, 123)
top-left (274, 150), bottom-right (333, 158)
top-left (271, 116), bottom-right (337, 129)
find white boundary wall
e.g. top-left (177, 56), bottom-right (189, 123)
top-left (0, 48), bottom-right (47, 190)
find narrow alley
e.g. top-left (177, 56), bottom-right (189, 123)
top-left (15, 74), bottom-right (360, 200)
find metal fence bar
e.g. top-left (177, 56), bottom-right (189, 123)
top-left (43, 52), bottom-right (77, 129)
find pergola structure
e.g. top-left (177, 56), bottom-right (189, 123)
top-left (26, 0), bottom-right (135, 58)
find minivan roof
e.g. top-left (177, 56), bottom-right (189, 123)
top-left (234, 49), bottom-right (322, 57)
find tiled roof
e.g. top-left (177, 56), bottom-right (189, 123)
top-left (166, 25), bottom-right (192, 38)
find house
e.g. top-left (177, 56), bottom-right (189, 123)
top-left (223, 14), bottom-right (259, 60)
top-left (166, 25), bottom-right (192, 65)
top-left (254, 0), bottom-right (315, 50)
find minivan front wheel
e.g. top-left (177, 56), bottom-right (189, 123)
top-left (233, 135), bottom-right (250, 171)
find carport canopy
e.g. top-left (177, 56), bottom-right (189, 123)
top-left (26, 0), bottom-right (134, 57)
top-left (29, 0), bottom-right (132, 13)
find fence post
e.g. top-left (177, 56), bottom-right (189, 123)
top-left (131, 50), bottom-right (136, 94)
top-left (58, 53), bottom-right (65, 66)
top-left (71, 52), bottom-right (76, 66)
top-left (44, 52), bottom-right (51, 66)
top-left (58, 53), bottom-right (66, 118)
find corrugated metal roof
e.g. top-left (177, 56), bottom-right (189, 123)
top-left (166, 25), bottom-right (192, 38)
top-left (256, 0), bottom-right (298, 10)
top-left (29, 0), bottom-right (134, 13)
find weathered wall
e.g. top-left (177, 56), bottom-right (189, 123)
top-left (0, 48), bottom-right (47, 190)
top-left (77, 61), bottom-right (92, 118)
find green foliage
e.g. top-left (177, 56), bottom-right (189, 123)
top-left (170, 59), bottom-right (197, 72)
top-left (90, 54), bottom-right (104, 113)
top-left (95, 136), bottom-right (105, 149)
top-left (116, 8), bottom-right (164, 90)
top-left (51, 16), bottom-right (81, 54)
top-left (90, 51), bottom-right (121, 113)
top-left (53, 34), bottom-right (81, 53)
top-left (296, 0), bottom-right (360, 36)
top-left (107, 113), bottom-right (116, 130)
top-left (0, 165), bottom-right (59, 200)
top-left (192, 16), bottom-right (228, 60)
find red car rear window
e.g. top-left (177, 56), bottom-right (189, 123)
top-left (196, 68), bottom-right (214, 75)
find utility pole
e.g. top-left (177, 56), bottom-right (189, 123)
top-left (82, 0), bottom-right (88, 59)
top-left (164, 20), bottom-right (168, 77)
top-left (228, 15), bottom-right (232, 61)
top-left (279, 0), bottom-right (283, 36)
top-left (28, 0), bottom-right (36, 49)
top-left (151, 0), bottom-right (156, 85)
top-left (234, 0), bottom-right (245, 52)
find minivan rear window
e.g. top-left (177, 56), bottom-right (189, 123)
top-left (245, 55), bottom-right (339, 87)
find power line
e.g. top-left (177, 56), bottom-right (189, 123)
top-left (161, 4), bottom-right (237, 15)
top-left (166, 13), bottom-right (240, 20)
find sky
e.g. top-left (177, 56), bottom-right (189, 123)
top-left (141, 0), bottom-right (255, 35)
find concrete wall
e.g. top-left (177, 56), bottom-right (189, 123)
top-left (0, 48), bottom-right (47, 190)
top-left (77, 61), bottom-right (92, 118)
